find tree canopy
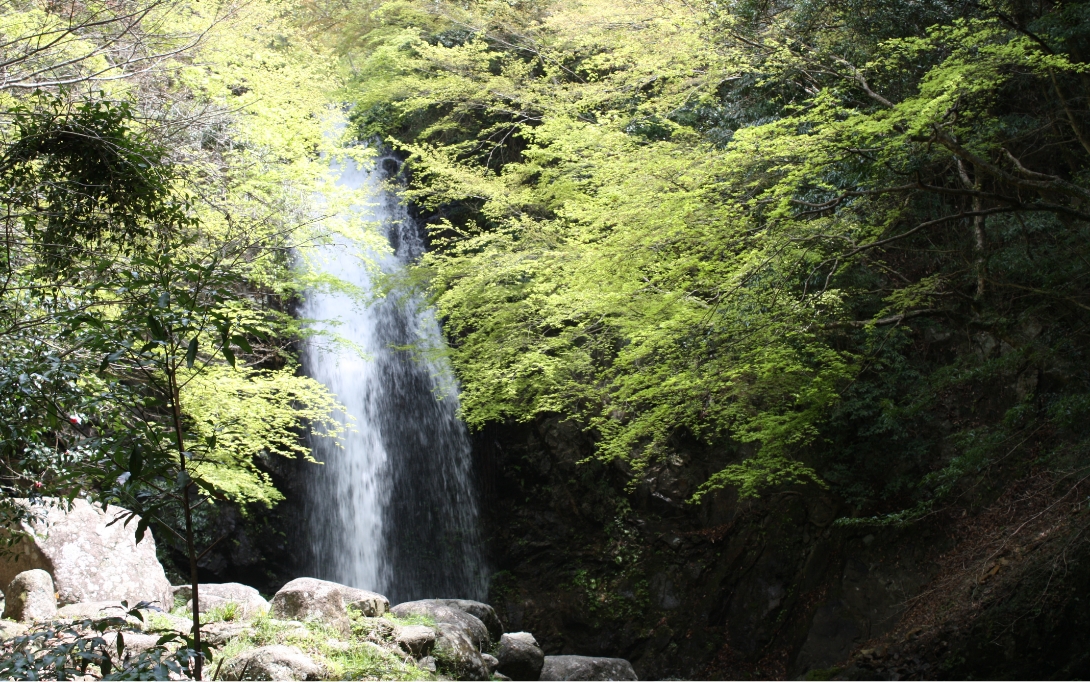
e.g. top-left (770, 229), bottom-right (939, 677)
top-left (301, 0), bottom-right (1090, 516)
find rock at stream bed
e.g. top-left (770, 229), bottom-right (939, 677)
top-left (219, 645), bottom-right (326, 681)
top-left (270, 578), bottom-right (388, 633)
top-left (3, 569), bottom-right (56, 622)
top-left (432, 621), bottom-right (491, 681)
top-left (432, 599), bottom-right (504, 642)
top-left (173, 582), bottom-right (269, 620)
top-left (391, 600), bottom-right (490, 649)
top-left (0, 499), bottom-right (172, 610)
top-left (396, 624), bottom-right (436, 658)
top-left (495, 632), bottom-right (545, 680)
top-left (539, 655), bottom-right (638, 681)
top-left (392, 600), bottom-right (492, 680)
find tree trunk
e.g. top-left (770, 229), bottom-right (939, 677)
top-left (169, 366), bottom-right (203, 680)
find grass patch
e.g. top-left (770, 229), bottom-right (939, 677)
top-left (383, 613), bottom-right (437, 629)
top-left (144, 611), bottom-right (188, 634)
top-left (804, 667), bottom-right (843, 681)
top-left (213, 613), bottom-right (433, 680)
top-left (204, 602), bottom-right (243, 623)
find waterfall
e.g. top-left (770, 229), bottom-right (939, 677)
top-left (299, 152), bottom-right (486, 604)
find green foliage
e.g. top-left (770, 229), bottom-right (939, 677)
top-left (0, 96), bottom-right (191, 271)
top-left (0, 0), bottom-right (349, 528)
top-left (307, 0), bottom-right (1090, 514)
top-left (0, 604), bottom-right (202, 680)
top-left (0, 3), bottom-right (353, 676)
top-left (381, 612), bottom-right (437, 630)
top-left (204, 602), bottom-right (244, 624)
top-left (182, 364), bottom-right (344, 507)
top-left (223, 614), bottom-right (431, 680)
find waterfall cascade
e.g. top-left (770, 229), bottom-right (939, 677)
top-left (299, 153), bottom-right (486, 604)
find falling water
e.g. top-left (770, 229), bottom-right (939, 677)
top-left (299, 151), bottom-right (486, 604)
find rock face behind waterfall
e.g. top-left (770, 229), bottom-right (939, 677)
top-left (0, 499), bottom-right (172, 609)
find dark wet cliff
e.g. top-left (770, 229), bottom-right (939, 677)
top-left (472, 412), bottom-right (1090, 681)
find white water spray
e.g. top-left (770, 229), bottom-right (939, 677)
top-left (299, 152), bottom-right (486, 602)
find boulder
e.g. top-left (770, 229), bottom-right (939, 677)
top-left (103, 632), bottom-right (165, 659)
top-left (391, 599), bottom-right (493, 678)
top-left (57, 601), bottom-right (128, 619)
top-left (201, 621), bottom-right (252, 646)
top-left (496, 632), bottom-right (546, 680)
top-left (396, 624), bottom-right (436, 658)
top-left (0, 621), bottom-right (27, 639)
top-left (434, 599), bottom-right (504, 642)
top-left (270, 578), bottom-right (388, 633)
top-left (172, 583), bottom-right (268, 620)
top-left (482, 652), bottom-right (500, 674)
top-left (3, 569), bottom-right (56, 622)
top-left (432, 620), bottom-right (491, 681)
top-left (345, 591), bottom-right (388, 618)
top-left (0, 499), bottom-right (172, 609)
top-left (417, 656), bottom-right (437, 674)
top-left (358, 615), bottom-right (396, 640)
top-left (219, 645), bottom-right (325, 681)
top-left (539, 656), bottom-right (638, 681)
top-left (391, 600), bottom-right (490, 649)
top-left (56, 601), bottom-right (143, 628)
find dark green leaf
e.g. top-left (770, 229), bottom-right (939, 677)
top-left (186, 338), bottom-right (198, 368)
top-left (147, 314), bottom-right (166, 341)
top-left (231, 335), bottom-right (253, 354)
top-left (128, 445), bottom-right (143, 479)
top-left (134, 518), bottom-right (148, 543)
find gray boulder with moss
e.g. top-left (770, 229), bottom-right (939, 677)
top-left (496, 632), bottom-right (545, 680)
top-left (433, 599), bottom-right (504, 642)
top-left (0, 499), bottom-right (172, 609)
top-left (391, 600), bottom-right (490, 649)
top-left (432, 620), bottom-right (491, 681)
top-left (396, 624), bottom-right (436, 658)
top-left (3, 569), bottom-right (56, 622)
top-left (391, 600), bottom-right (491, 680)
top-left (173, 582), bottom-right (269, 620)
top-left (220, 645), bottom-right (326, 681)
top-left (204, 610), bottom-right (429, 680)
top-left (270, 578), bottom-right (388, 633)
